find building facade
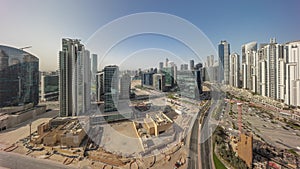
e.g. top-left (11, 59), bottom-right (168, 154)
top-left (180, 64), bottom-right (188, 71)
top-left (219, 40), bottom-right (230, 84)
top-left (120, 73), bottom-right (131, 100)
top-left (59, 38), bottom-right (91, 117)
top-left (161, 67), bottom-right (174, 88)
top-left (142, 71), bottom-right (155, 86)
top-left (264, 39), bottom-right (283, 99)
top-left (0, 46), bottom-right (39, 108)
top-left (103, 65), bottom-right (119, 112)
top-left (229, 53), bottom-right (240, 88)
top-left (177, 70), bottom-right (202, 99)
top-left (91, 54), bottom-right (98, 96)
top-left (40, 72), bottom-right (59, 101)
top-left (242, 42), bottom-right (257, 90)
top-left (96, 71), bottom-right (104, 102)
top-left (284, 41), bottom-right (300, 107)
top-left (158, 62), bottom-right (164, 72)
top-left (153, 73), bottom-right (166, 91)
top-left (189, 60), bottom-right (194, 70)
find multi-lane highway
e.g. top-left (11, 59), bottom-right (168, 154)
top-left (188, 82), bottom-right (224, 169)
top-left (200, 100), bottom-right (218, 169)
top-left (187, 109), bottom-right (201, 169)
top-left (188, 100), bottom-right (212, 169)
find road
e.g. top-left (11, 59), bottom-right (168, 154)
top-left (187, 109), bottom-right (201, 169)
top-left (200, 83), bottom-right (224, 169)
top-left (0, 151), bottom-right (76, 169)
top-left (200, 104), bottom-right (214, 169)
top-left (0, 109), bottom-right (58, 147)
top-left (187, 100), bottom-right (211, 169)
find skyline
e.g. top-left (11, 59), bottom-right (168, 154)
top-left (0, 0), bottom-right (300, 71)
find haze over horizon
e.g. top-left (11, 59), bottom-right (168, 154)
top-left (0, 0), bottom-right (299, 71)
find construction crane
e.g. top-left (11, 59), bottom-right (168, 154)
top-left (225, 99), bottom-right (244, 138)
top-left (237, 102), bottom-right (243, 136)
top-left (19, 46), bottom-right (32, 50)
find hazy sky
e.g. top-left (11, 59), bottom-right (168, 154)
top-left (0, 0), bottom-right (299, 71)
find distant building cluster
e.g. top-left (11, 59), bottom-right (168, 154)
top-left (58, 38), bottom-right (133, 122)
top-left (204, 39), bottom-right (300, 108)
top-left (241, 39), bottom-right (300, 108)
top-left (141, 58), bottom-right (203, 99)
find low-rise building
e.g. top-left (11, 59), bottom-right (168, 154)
top-left (40, 72), bottom-right (59, 101)
top-left (143, 112), bottom-right (173, 136)
top-left (35, 119), bottom-right (86, 148)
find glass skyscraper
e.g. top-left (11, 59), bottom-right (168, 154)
top-left (0, 45), bottom-right (39, 107)
top-left (103, 65), bottom-right (119, 112)
top-left (59, 38), bottom-right (91, 117)
top-left (218, 40), bottom-right (230, 84)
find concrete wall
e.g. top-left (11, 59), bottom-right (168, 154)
top-left (60, 129), bottom-right (86, 147)
top-left (37, 122), bottom-right (49, 135)
top-left (43, 133), bottom-right (57, 146)
top-left (0, 115), bottom-right (9, 131)
top-left (156, 123), bottom-right (172, 136)
top-left (6, 106), bottom-right (46, 128)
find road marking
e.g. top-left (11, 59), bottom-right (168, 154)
top-left (198, 120), bottom-right (201, 169)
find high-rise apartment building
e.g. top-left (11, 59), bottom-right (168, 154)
top-left (78, 50), bottom-right (91, 115)
top-left (218, 40), bottom-right (230, 84)
top-left (59, 38), bottom-right (91, 117)
top-left (190, 60), bottom-right (194, 70)
top-left (242, 42), bottom-right (257, 90)
top-left (229, 53), bottom-right (240, 88)
top-left (252, 50), bottom-right (258, 93)
top-left (257, 44), bottom-right (268, 96)
top-left (231, 38), bottom-right (300, 108)
top-left (158, 62), bottom-right (164, 72)
top-left (277, 46), bottom-right (286, 102)
top-left (206, 55), bottom-right (215, 67)
top-left (165, 58), bottom-right (169, 67)
top-left (91, 54), bottom-right (98, 88)
top-left (284, 40), bottom-right (300, 107)
top-left (265, 38), bottom-right (283, 99)
top-left (256, 39), bottom-right (283, 99)
top-left (171, 63), bottom-right (177, 84)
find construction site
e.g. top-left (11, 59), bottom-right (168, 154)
top-left (4, 97), bottom-right (195, 169)
top-left (0, 80), bottom-right (208, 169)
top-left (215, 96), bottom-right (300, 169)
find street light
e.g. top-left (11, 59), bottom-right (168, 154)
top-left (29, 121), bottom-right (32, 142)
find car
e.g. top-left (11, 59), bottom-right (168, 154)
top-left (174, 161), bottom-right (182, 168)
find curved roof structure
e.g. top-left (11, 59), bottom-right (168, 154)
top-left (0, 45), bottom-right (38, 66)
